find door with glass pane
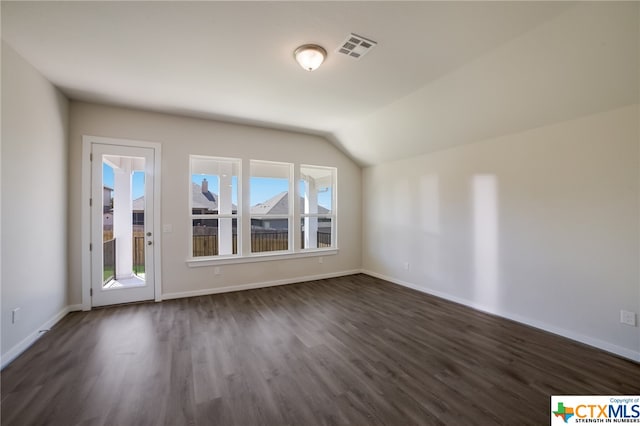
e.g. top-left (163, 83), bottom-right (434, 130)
top-left (91, 143), bottom-right (155, 306)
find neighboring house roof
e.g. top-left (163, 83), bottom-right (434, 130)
top-left (251, 191), bottom-right (330, 216)
top-left (132, 182), bottom-right (237, 212)
top-left (132, 196), bottom-right (145, 211)
top-left (191, 182), bottom-right (218, 211)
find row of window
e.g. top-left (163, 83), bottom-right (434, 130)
top-left (190, 156), bottom-right (336, 259)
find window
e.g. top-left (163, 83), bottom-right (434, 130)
top-left (190, 156), bottom-right (240, 257)
top-left (250, 160), bottom-right (292, 253)
top-left (187, 157), bottom-right (337, 265)
top-left (299, 165), bottom-right (336, 249)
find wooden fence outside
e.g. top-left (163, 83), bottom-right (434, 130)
top-left (192, 234), bottom-right (239, 257)
top-left (103, 231), bottom-right (145, 276)
top-left (104, 231), bottom-right (330, 263)
top-left (193, 231), bottom-right (331, 257)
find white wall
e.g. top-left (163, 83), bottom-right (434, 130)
top-left (362, 105), bottom-right (640, 360)
top-left (1, 43), bottom-right (69, 365)
top-left (68, 102), bottom-right (361, 305)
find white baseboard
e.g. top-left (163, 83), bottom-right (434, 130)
top-left (362, 269), bottom-right (640, 363)
top-left (1, 305), bottom-right (72, 370)
top-left (162, 269), bottom-right (362, 300)
top-left (67, 304), bottom-right (84, 312)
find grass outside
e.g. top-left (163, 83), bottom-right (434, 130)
top-left (133, 265), bottom-right (145, 276)
top-left (103, 266), bottom-right (114, 282)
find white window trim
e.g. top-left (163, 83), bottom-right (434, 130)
top-left (299, 165), bottom-right (337, 251)
top-left (186, 158), bottom-right (338, 266)
top-left (189, 155), bottom-right (242, 259)
top-left (249, 160), bottom-right (294, 255)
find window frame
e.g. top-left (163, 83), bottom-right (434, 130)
top-left (187, 158), bottom-right (338, 267)
top-left (189, 155), bottom-right (242, 259)
top-left (249, 160), bottom-right (294, 254)
top-left (299, 165), bottom-right (337, 251)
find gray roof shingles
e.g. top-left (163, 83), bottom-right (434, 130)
top-left (250, 192), bottom-right (330, 215)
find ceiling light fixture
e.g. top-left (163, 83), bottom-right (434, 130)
top-left (294, 44), bottom-right (327, 71)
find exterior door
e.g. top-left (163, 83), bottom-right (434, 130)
top-left (90, 143), bottom-right (156, 306)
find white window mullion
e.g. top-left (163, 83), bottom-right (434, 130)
top-left (218, 161), bottom-right (233, 255)
top-left (241, 158), bottom-right (251, 257)
top-left (293, 163), bottom-right (301, 253)
top-left (332, 167), bottom-right (337, 249)
top-left (189, 159), bottom-right (195, 258)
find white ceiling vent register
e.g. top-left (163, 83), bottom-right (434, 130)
top-left (336, 33), bottom-right (377, 60)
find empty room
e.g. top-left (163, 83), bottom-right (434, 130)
top-left (1, 1), bottom-right (639, 425)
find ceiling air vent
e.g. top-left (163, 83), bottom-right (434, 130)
top-left (336, 33), bottom-right (377, 60)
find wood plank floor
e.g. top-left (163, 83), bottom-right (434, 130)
top-left (2, 274), bottom-right (639, 425)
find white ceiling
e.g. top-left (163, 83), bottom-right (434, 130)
top-left (2, 2), bottom-right (638, 166)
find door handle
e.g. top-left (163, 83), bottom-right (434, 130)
top-left (147, 241), bottom-right (153, 246)
top-left (146, 232), bottom-right (152, 237)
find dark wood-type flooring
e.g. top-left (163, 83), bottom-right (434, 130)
top-left (2, 274), bottom-right (639, 425)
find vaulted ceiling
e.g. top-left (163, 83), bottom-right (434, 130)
top-left (2, 2), bottom-right (638, 165)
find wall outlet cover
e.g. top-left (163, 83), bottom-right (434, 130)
top-left (620, 310), bottom-right (637, 327)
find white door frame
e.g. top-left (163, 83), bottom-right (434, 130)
top-left (81, 135), bottom-right (162, 310)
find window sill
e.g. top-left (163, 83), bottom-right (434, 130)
top-left (186, 248), bottom-right (339, 268)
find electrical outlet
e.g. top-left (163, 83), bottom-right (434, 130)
top-left (403, 262), bottom-right (410, 271)
top-left (318, 257), bottom-right (324, 264)
top-left (214, 267), bottom-right (221, 276)
top-left (11, 308), bottom-right (20, 324)
top-left (620, 310), bottom-right (637, 327)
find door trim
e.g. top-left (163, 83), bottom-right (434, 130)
top-left (81, 135), bottom-right (162, 311)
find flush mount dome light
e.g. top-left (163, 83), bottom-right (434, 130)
top-left (294, 44), bottom-right (327, 71)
